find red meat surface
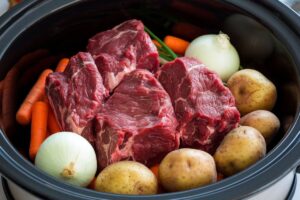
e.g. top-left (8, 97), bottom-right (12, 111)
top-left (45, 52), bottom-right (108, 144)
top-left (87, 19), bottom-right (159, 92)
top-left (156, 57), bottom-right (240, 153)
top-left (95, 69), bottom-right (179, 169)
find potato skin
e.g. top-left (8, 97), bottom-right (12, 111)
top-left (95, 161), bottom-right (157, 195)
top-left (214, 126), bottom-right (266, 177)
top-left (159, 148), bottom-right (217, 192)
top-left (227, 69), bottom-right (277, 116)
top-left (240, 110), bottom-right (280, 143)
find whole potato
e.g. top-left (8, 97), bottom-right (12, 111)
top-left (214, 126), bottom-right (266, 176)
top-left (240, 110), bottom-right (280, 143)
top-left (227, 69), bottom-right (277, 115)
top-left (95, 161), bottom-right (157, 195)
top-left (159, 148), bottom-right (217, 192)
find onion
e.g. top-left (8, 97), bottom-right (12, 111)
top-left (35, 132), bottom-right (97, 187)
top-left (185, 33), bottom-right (240, 81)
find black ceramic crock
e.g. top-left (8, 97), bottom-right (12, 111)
top-left (0, 0), bottom-right (300, 199)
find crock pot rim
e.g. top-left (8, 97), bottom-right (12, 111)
top-left (259, 0), bottom-right (300, 37)
top-left (0, 0), bottom-right (300, 199)
top-left (0, 0), bottom-right (39, 33)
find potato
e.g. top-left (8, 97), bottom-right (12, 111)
top-left (214, 126), bottom-right (266, 176)
top-left (95, 161), bottom-right (157, 195)
top-left (240, 110), bottom-right (280, 143)
top-left (227, 69), bottom-right (277, 115)
top-left (159, 148), bottom-right (217, 192)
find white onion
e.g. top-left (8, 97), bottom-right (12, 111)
top-left (35, 132), bottom-right (97, 187)
top-left (185, 33), bottom-right (240, 81)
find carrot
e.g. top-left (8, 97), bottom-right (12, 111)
top-left (29, 101), bottom-right (48, 160)
top-left (217, 173), bottom-right (224, 181)
top-left (47, 106), bottom-right (61, 134)
top-left (149, 164), bottom-right (165, 193)
top-left (19, 56), bottom-right (58, 87)
top-left (171, 22), bottom-right (208, 40)
top-left (55, 58), bottom-right (69, 72)
top-left (16, 69), bottom-right (53, 125)
top-left (150, 164), bottom-right (159, 179)
top-left (2, 67), bottom-right (19, 137)
top-left (152, 40), bottom-right (162, 48)
top-left (1, 50), bottom-right (49, 137)
top-left (87, 177), bottom-right (96, 189)
top-left (164, 35), bottom-right (190, 55)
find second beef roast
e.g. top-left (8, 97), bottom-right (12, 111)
top-left (95, 69), bottom-right (179, 169)
top-left (156, 57), bottom-right (240, 153)
top-left (87, 19), bottom-right (159, 92)
top-left (46, 52), bottom-right (108, 144)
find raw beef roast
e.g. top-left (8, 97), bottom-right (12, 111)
top-left (156, 57), bottom-right (240, 153)
top-left (87, 19), bottom-right (159, 92)
top-left (95, 69), bottom-right (179, 169)
top-left (46, 52), bottom-right (108, 144)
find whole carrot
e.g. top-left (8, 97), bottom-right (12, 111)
top-left (164, 35), bottom-right (190, 55)
top-left (2, 67), bottom-right (19, 136)
top-left (47, 106), bottom-right (61, 134)
top-left (16, 69), bottom-right (53, 125)
top-left (55, 58), bottom-right (69, 72)
top-left (2, 50), bottom-right (49, 137)
top-left (29, 101), bottom-right (48, 160)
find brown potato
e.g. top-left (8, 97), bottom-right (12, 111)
top-left (240, 110), bottom-right (280, 143)
top-left (159, 148), bottom-right (217, 192)
top-left (95, 161), bottom-right (157, 195)
top-left (214, 126), bottom-right (266, 176)
top-left (227, 69), bottom-right (277, 116)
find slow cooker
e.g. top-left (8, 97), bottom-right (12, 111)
top-left (0, 0), bottom-right (300, 199)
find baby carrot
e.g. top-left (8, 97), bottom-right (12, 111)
top-left (55, 58), bottom-right (69, 72)
top-left (164, 35), bottom-right (190, 55)
top-left (29, 101), bottom-right (48, 160)
top-left (47, 106), bottom-right (61, 134)
top-left (16, 69), bottom-right (53, 125)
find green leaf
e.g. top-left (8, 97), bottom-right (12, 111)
top-left (144, 26), bottom-right (177, 61)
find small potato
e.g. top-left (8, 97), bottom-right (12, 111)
top-left (214, 126), bottom-right (266, 176)
top-left (159, 148), bottom-right (217, 192)
top-left (240, 110), bottom-right (280, 143)
top-left (95, 161), bottom-right (157, 195)
top-left (227, 69), bottom-right (277, 115)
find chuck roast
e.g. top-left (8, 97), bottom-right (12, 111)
top-left (87, 19), bottom-right (159, 92)
top-left (95, 69), bottom-right (179, 169)
top-left (156, 57), bottom-right (240, 153)
top-left (45, 52), bottom-right (108, 144)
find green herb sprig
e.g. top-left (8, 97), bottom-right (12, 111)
top-left (144, 26), bottom-right (177, 61)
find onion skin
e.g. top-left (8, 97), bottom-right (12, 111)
top-left (185, 33), bottom-right (240, 81)
top-left (35, 132), bottom-right (97, 187)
